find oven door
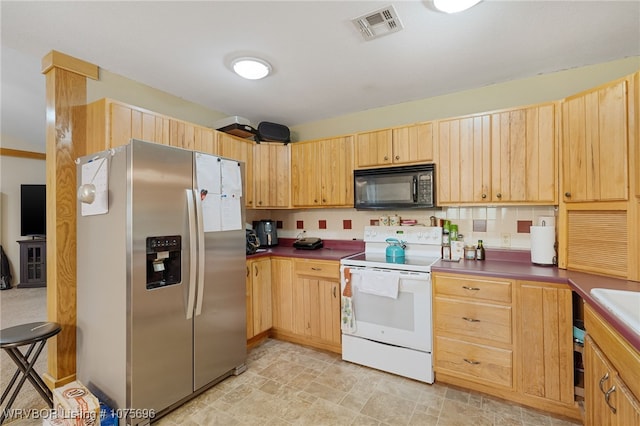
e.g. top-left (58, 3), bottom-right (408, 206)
top-left (341, 266), bottom-right (432, 352)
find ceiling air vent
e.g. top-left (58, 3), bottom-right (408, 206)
top-left (352, 5), bottom-right (404, 41)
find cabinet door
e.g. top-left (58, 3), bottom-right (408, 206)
top-left (253, 142), bottom-right (290, 208)
top-left (293, 260), bottom-right (341, 348)
top-left (320, 136), bottom-right (354, 206)
top-left (355, 129), bottom-right (393, 168)
top-left (562, 78), bottom-right (628, 202)
top-left (194, 127), bottom-right (217, 154)
top-left (317, 280), bottom-right (341, 346)
top-left (245, 263), bottom-right (253, 339)
top-left (250, 258), bottom-right (272, 335)
top-left (169, 119), bottom-right (196, 150)
top-left (392, 122), bottom-right (434, 165)
top-left (294, 275), bottom-right (340, 345)
top-left (218, 132), bottom-right (255, 208)
top-left (110, 102), bottom-right (134, 148)
top-left (291, 140), bottom-right (322, 206)
top-left (612, 375), bottom-right (640, 426)
top-left (271, 258), bottom-right (294, 333)
top-left (491, 104), bottom-right (557, 203)
top-left (585, 335), bottom-right (615, 426)
top-left (437, 115), bottom-right (491, 204)
top-left (517, 282), bottom-right (574, 405)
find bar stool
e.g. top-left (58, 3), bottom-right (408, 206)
top-left (0, 321), bottom-right (61, 424)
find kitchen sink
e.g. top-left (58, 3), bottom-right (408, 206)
top-left (590, 288), bottom-right (640, 335)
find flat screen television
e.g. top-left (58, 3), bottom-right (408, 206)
top-left (20, 184), bottom-right (46, 237)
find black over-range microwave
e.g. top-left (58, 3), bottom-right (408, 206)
top-left (353, 164), bottom-right (436, 210)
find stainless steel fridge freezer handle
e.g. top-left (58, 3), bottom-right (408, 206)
top-left (194, 189), bottom-right (205, 316)
top-left (185, 189), bottom-right (198, 320)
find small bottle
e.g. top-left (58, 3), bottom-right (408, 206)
top-left (476, 240), bottom-right (485, 261)
top-left (442, 244), bottom-right (451, 260)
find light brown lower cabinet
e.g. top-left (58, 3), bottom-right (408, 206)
top-left (584, 304), bottom-right (640, 426)
top-left (432, 272), bottom-right (581, 420)
top-left (246, 258), bottom-right (272, 340)
top-left (270, 257), bottom-right (341, 354)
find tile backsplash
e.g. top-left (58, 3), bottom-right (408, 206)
top-left (247, 206), bottom-right (557, 250)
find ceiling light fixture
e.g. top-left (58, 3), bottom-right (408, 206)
top-left (433, 0), bottom-right (483, 14)
top-left (231, 57), bottom-right (271, 80)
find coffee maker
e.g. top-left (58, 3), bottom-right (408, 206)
top-left (255, 220), bottom-right (278, 247)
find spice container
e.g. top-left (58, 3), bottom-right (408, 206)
top-left (449, 224), bottom-right (458, 241)
top-left (464, 245), bottom-right (476, 260)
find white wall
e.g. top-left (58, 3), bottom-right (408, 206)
top-left (0, 155), bottom-right (46, 284)
top-left (87, 69), bottom-right (228, 128)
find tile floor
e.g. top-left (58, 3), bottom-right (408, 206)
top-left (1, 287), bottom-right (582, 425)
top-left (156, 338), bottom-right (581, 426)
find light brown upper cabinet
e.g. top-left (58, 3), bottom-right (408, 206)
top-left (291, 136), bottom-right (354, 207)
top-left (355, 122), bottom-right (433, 168)
top-left (217, 132), bottom-right (255, 208)
top-left (86, 98), bottom-right (218, 155)
top-left (561, 78), bottom-right (629, 202)
top-left (491, 103), bottom-right (557, 204)
top-left (253, 142), bottom-right (290, 208)
top-left (437, 113), bottom-right (492, 204)
top-left (437, 103), bottom-right (557, 205)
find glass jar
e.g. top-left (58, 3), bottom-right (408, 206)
top-left (464, 245), bottom-right (476, 260)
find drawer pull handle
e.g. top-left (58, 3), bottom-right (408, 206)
top-left (462, 286), bottom-right (480, 291)
top-left (604, 386), bottom-right (617, 414)
top-left (463, 317), bottom-right (480, 322)
top-left (599, 372), bottom-right (610, 393)
top-left (311, 267), bottom-right (322, 271)
top-left (463, 358), bottom-right (480, 365)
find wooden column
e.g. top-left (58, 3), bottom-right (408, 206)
top-left (41, 51), bottom-right (98, 388)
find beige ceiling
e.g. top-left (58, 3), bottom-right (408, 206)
top-left (2, 1), bottom-right (639, 152)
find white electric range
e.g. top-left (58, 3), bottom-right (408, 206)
top-left (340, 225), bottom-right (442, 383)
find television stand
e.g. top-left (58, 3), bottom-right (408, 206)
top-left (16, 239), bottom-right (46, 288)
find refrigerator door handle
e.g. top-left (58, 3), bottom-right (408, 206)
top-left (194, 189), bottom-right (205, 316)
top-left (185, 189), bottom-right (198, 320)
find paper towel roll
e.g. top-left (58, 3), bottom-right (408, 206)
top-left (530, 226), bottom-right (556, 265)
top-left (536, 216), bottom-right (556, 227)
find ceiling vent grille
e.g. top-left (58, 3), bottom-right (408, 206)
top-left (352, 5), bottom-right (404, 41)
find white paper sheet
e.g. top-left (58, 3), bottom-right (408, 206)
top-left (195, 153), bottom-right (221, 195)
top-left (80, 158), bottom-right (109, 216)
top-left (221, 194), bottom-right (242, 230)
top-left (195, 153), bottom-right (222, 232)
top-left (221, 159), bottom-right (242, 197)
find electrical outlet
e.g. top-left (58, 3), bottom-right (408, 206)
top-left (501, 233), bottom-right (511, 248)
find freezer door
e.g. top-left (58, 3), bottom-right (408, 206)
top-left (129, 141), bottom-right (194, 412)
top-left (193, 155), bottom-right (246, 390)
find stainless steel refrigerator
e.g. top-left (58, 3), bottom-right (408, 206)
top-left (75, 139), bottom-right (246, 425)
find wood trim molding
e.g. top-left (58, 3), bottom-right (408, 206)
top-left (0, 147), bottom-right (46, 160)
top-left (41, 50), bottom-right (99, 80)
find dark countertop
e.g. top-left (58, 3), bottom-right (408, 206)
top-left (431, 249), bottom-right (640, 352)
top-left (247, 238), bottom-right (364, 262)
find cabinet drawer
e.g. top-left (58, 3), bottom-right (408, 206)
top-left (435, 297), bottom-right (512, 345)
top-left (294, 259), bottom-right (339, 279)
top-left (435, 336), bottom-right (513, 388)
top-left (434, 274), bottom-right (512, 304)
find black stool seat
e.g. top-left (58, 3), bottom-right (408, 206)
top-left (1, 321), bottom-right (61, 424)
